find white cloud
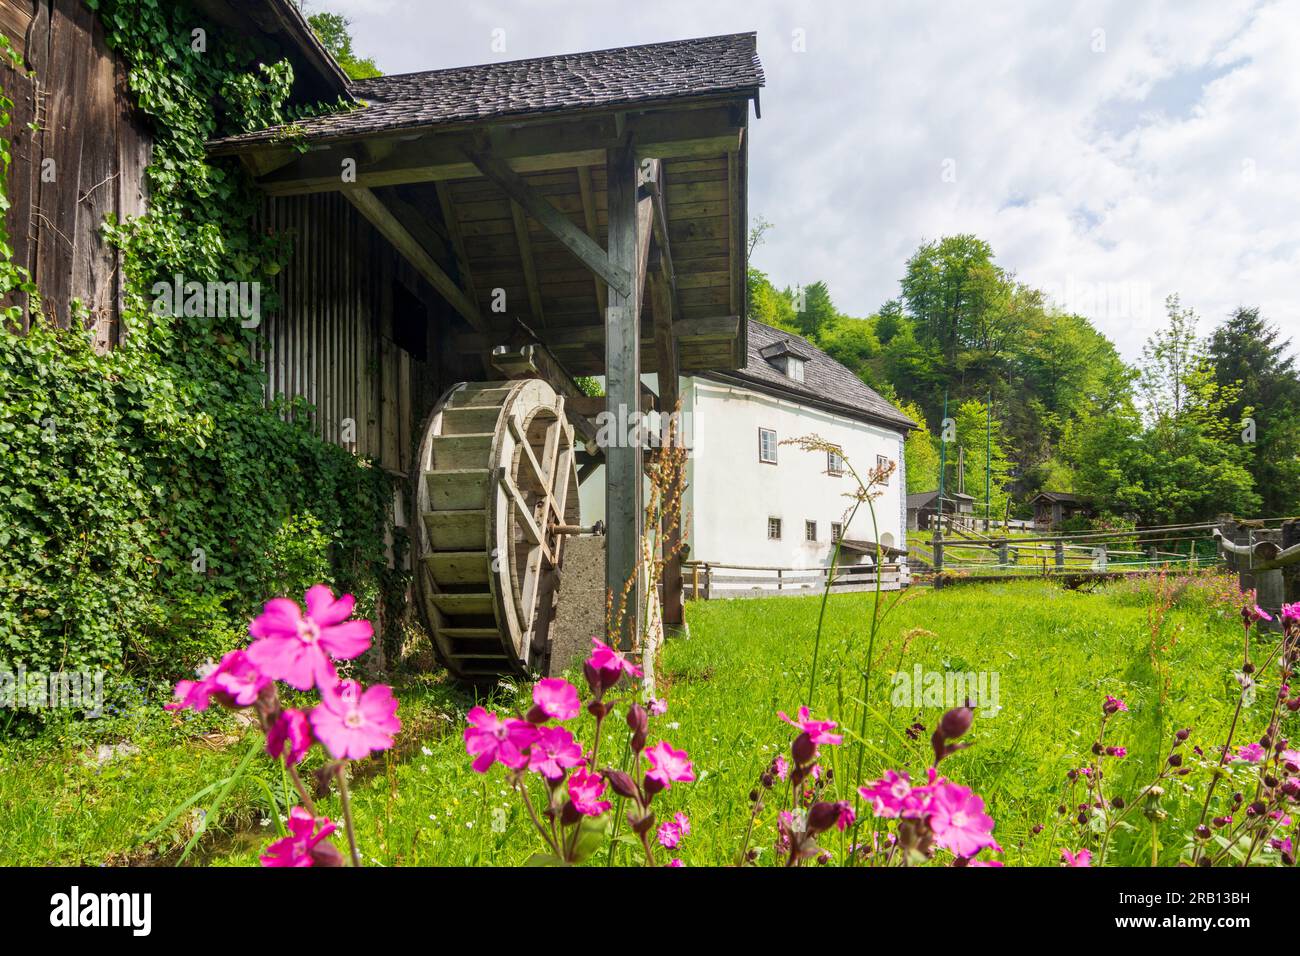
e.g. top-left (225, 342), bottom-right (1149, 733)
top-left (307, 0), bottom-right (1299, 360)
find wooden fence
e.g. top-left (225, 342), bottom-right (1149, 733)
top-left (683, 561), bottom-right (907, 600)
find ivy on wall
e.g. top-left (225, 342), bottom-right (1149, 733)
top-left (0, 0), bottom-right (400, 718)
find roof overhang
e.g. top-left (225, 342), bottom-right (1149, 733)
top-left (213, 91), bottom-right (757, 376)
top-left (696, 369), bottom-right (916, 434)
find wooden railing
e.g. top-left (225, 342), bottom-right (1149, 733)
top-left (682, 561), bottom-right (906, 600)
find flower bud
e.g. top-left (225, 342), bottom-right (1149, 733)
top-left (791, 731), bottom-right (816, 766)
top-left (626, 703), bottom-right (648, 736)
top-left (939, 705), bottom-right (973, 740)
top-left (1194, 825), bottom-right (1211, 841)
top-left (806, 801), bottom-right (841, 835)
top-left (1167, 753), bottom-right (1182, 767)
top-left (603, 768), bottom-right (640, 800)
top-left (310, 840), bottom-right (345, 867)
top-left (1175, 727), bottom-right (1190, 741)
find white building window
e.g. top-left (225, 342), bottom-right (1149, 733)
top-left (759, 428), bottom-right (778, 464)
top-left (768, 517), bottom-right (782, 540)
top-left (876, 454), bottom-right (892, 482)
top-left (827, 448), bottom-right (844, 475)
top-left (805, 520), bottom-right (817, 541)
top-left (831, 522), bottom-right (843, 542)
top-left (786, 357), bottom-right (805, 382)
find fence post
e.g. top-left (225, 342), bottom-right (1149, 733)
top-left (1054, 539), bottom-right (1065, 571)
top-left (998, 542), bottom-right (1009, 568)
top-left (703, 563), bottom-right (712, 601)
top-left (933, 524), bottom-right (945, 577)
top-left (691, 564), bottom-right (699, 601)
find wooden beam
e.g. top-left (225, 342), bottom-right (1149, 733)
top-left (510, 200), bottom-right (546, 328)
top-left (343, 187), bottom-right (487, 333)
top-left (634, 160), bottom-right (657, 312)
top-left (455, 314), bottom-right (741, 352)
top-left (604, 142), bottom-right (643, 648)
top-left (576, 166), bottom-right (607, 316)
top-left (465, 145), bottom-right (633, 298)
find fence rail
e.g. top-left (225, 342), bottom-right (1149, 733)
top-left (683, 561), bottom-right (906, 600)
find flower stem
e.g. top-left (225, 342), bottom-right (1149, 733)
top-left (334, 763), bottom-right (362, 867)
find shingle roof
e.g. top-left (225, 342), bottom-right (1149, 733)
top-left (210, 32), bottom-right (764, 151)
top-left (907, 490), bottom-right (975, 509)
top-left (705, 320), bottom-right (917, 432)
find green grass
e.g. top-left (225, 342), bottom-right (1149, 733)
top-left (0, 575), bottom-right (1279, 866)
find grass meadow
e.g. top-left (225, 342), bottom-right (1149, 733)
top-left (0, 574), bottom-right (1270, 867)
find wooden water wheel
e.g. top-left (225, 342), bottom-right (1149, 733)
top-left (412, 379), bottom-right (580, 681)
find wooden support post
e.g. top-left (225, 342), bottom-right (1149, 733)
top-left (604, 143), bottom-right (643, 649)
top-left (1054, 539), bottom-right (1066, 571)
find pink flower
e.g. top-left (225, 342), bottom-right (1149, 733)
top-left (165, 650), bottom-right (268, 712)
top-left (1282, 602), bottom-right (1300, 624)
top-left (773, 754), bottom-right (789, 781)
top-left (1061, 847), bottom-right (1092, 867)
top-left (246, 585), bottom-right (373, 691)
top-left (657, 812), bottom-right (691, 849)
top-left (859, 770), bottom-right (927, 819)
top-left (586, 638), bottom-right (644, 690)
top-left (463, 706), bottom-right (538, 772)
top-left (1108, 746), bottom-right (1128, 759)
top-left (266, 708), bottom-right (312, 765)
top-left (531, 678), bottom-right (580, 721)
top-left (927, 780), bottom-right (997, 858)
top-left (1231, 742), bottom-right (1266, 763)
top-left (667, 858), bottom-right (684, 867)
top-left (832, 802), bottom-right (856, 832)
top-left (527, 725), bottom-right (585, 780)
top-left (778, 706), bottom-right (844, 746)
top-left (644, 740), bottom-right (695, 790)
top-left (309, 680), bottom-right (401, 760)
top-left (648, 698), bottom-right (668, 716)
top-left (567, 769), bottom-right (610, 816)
top-left (259, 807), bottom-right (338, 867)
top-left (1103, 695), bottom-right (1127, 714)
top-left (1280, 749), bottom-right (1300, 771)
top-left (1244, 604), bottom-right (1273, 623)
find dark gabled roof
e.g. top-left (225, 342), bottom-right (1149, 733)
top-left (907, 490), bottom-right (975, 509)
top-left (210, 32), bottom-right (764, 151)
top-left (702, 320), bottom-right (917, 432)
top-left (1032, 491), bottom-right (1088, 504)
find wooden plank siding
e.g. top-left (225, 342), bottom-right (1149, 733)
top-left (0, 0), bottom-right (150, 345)
top-left (254, 191), bottom-right (455, 476)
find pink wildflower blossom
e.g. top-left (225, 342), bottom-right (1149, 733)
top-left (266, 708), bottom-right (312, 765)
top-left (658, 812), bottom-right (691, 849)
top-left (859, 770), bottom-right (927, 819)
top-left (588, 638), bottom-right (643, 681)
top-left (1103, 695), bottom-right (1128, 714)
top-left (773, 754), bottom-right (789, 781)
top-left (527, 725), bottom-right (585, 780)
top-left (648, 698), bottom-right (668, 716)
top-left (165, 650), bottom-right (268, 712)
top-left (309, 680), bottom-right (401, 760)
top-left (927, 780), bottom-right (997, 858)
top-left (463, 706), bottom-right (538, 772)
top-left (667, 858), bottom-right (684, 867)
top-left (644, 740), bottom-right (696, 790)
top-left (259, 807), bottom-right (338, 867)
top-left (1061, 847), bottom-right (1092, 867)
top-left (246, 585), bottom-right (373, 691)
top-left (1232, 742), bottom-right (1267, 763)
top-left (1282, 602), bottom-right (1300, 624)
top-left (778, 706), bottom-right (844, 745)
top-left (567, 768), bottom-right (611, 816)
top-left (531, 678), bottom-right (581, 721)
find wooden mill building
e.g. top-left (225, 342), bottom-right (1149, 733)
top-left (1, 0), bottom-right (763, 675)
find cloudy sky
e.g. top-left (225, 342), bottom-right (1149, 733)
top-left (306, 0), bottom-right (1299, 361)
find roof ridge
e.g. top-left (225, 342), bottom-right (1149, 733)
top-left (350, 32), bottom-right (760, 88)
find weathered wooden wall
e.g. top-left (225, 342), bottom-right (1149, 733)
top-left (256, 191), bottom-right (459, 477)
top-left (0, 0), bottom-right (150, 346)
